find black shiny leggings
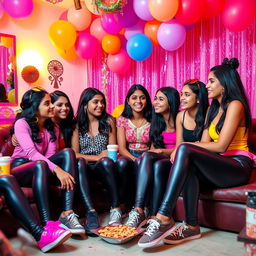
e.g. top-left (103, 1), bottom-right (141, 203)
top-left (0, 175), bottom-right (43, 241)
top-left (134, 152), bottom-right (171, 215)
top-left (88, 157), bottom-right (121, 208)
top-left (11, 148), bottom-right (76, 225)
top-left (158, 144), bottom-right (253, 226)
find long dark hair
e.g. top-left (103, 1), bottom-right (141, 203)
top-left (184, 80), bottom-right (209, 140)
top-left (205, 58), bottom-right (251, 133)
top-left (14, 88), bottom-right (56, 143)
top-left (150, 87), bottom-right (180, 148)
top-left (121, 84), bottom-right (152, 122)
top-left (50, 90), bottom-right (76, 147)
top-left (76, 88), bottom-right (112, 135)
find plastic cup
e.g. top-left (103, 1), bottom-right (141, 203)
top-left (0, 156), bottom-right (11, 175)
top-left (107, 144), bottom-right (118, 162)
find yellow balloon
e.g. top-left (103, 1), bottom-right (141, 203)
top-left (57, 47), bottom-right (78, 61)
top-left (112, 104), bottom-right (124, 118)
top-left (49, 20), bottom-right (77, 50)
top-left (1, 36), bottom-right (13, 48)
top-left (7, 89), bottom-right (15, 103)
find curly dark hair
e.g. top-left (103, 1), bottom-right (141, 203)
top-left (150, 87), bottom-right (180, 148)
top-left (50, 90), bottom-right (76, 147)
top-left (205, 57), bottom-right (251, 133)
top-left (76, 88), bottom-right (113, 135)
top-left (14, 88), bottom-right (56, 143)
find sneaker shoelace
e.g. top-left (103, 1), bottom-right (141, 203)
top-left (68, 213), bottom-right (81, 227)
top-left (126, 210), bottom-right (140, 226)
top-left (145, 219), bottom-right (160, 237)
top-left (110, 209), bottom-right (121, 222)
top-left (171, 223), bottom-right (189, 239)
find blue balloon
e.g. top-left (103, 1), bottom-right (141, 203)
top-left (126, 33), bottom-right (153, 61)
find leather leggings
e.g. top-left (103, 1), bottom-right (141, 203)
top-left (134, 152), bottom-right (171, 215)
top-left (0, 175), bottom-right (43, 241)
top-left (158, 144), bottom-right (253, 226)
top-left (88, 157), bottom-right (121, 208)
top-left (11, 148), bottom-right (76, 225)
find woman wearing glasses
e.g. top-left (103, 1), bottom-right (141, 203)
top-left (138, 58), bottom-right (255, 248)
top-left (10, 88), bottom-right (84, 236)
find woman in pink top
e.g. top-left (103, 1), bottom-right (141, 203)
top-left (116, 84), bottom-right (152, 210)
top-left (11, 88), bottom-right (84, 235)
top-left (125, 87), bottom-right (180, 227)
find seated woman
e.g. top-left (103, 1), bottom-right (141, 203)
top-left (72, 88), bottom-right (126, 225)
top-left (0, 175), bottom-right (71, 252)
top-left (138, 58), bottom-right (255, 248)
top-left (116, 84), bottom-right (152, 208)
top-left (50, 90), bottom-right (100, 234)
top-left (125, 87), bottom-right (180, 227)
top-left (11, 88), bottom-right (84, 235)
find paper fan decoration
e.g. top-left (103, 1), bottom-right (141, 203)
top-left (21, 66), bottom-right (40, 83)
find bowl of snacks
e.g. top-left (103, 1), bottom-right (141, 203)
top-left (91, 225), bottom-right (144, 244)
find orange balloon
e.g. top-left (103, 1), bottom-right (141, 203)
top-left (1, 36), bottom-right (13, 48)
top-left (102, 34), bottom-right (121, 54)
top-left (148, 0), bottom-right (179, 22)
top-left (57, 47), bottom-right (78, 61)
top-left (144, 20), bottom-right (161, 46)
top-left (112, 104), bottom-right (124, 118)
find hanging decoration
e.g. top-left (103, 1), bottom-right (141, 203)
top-left (47, 60), bottom-right (64, 89)
top-left (101, 53), bottom-right (109, 100)
top-left (96, 0), bottom-right (127, 13)
top-left (46, 0), bottom-right (63, 4)
top-left (74, 0), bottom-right (82, 10)
top-left (21, 66), bottom-right (40, 84)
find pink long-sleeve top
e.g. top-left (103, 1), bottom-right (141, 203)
top-left (11, 118), bottom-right (59, 172)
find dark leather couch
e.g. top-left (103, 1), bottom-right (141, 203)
top-left (0, 120), bottom-right (256, 236)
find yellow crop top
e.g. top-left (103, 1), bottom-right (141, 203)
top-left (208, 123), bottom-right (249, 151)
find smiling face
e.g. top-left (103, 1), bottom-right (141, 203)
top-left (86, 94), bottom-right (105, 117)
top-left (128, 89), bottom-right (147, 114)
top-left (153, 91), bottom-right (169, 115)
top-left (180, 85), bottom-right (198, 110)
top-left (53, 96), bottom-right (70, 121)
top-left (37, 94), bottom-right (54, 119)
top-left (206, 71), bottom-right (224, 100)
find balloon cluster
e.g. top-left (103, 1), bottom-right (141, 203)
top-left (46, 0), bottom-right (256, 74)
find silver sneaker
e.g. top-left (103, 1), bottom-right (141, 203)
top-left (109, 208), bottom-right (122, 225)
top-left (59, 212), bottom-right (85, 234)
top-left (125, 209), bottom-right (146, 228)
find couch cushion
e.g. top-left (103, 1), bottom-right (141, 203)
top-left (0, 125), bottom-right (14, 156)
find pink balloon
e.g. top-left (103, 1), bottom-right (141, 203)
top-left (59, 10), bottom-right (68, 21)
top-left (67, 2), bottom-right (92, 31)
top-left (107, 49), bottom-right (132, 74)
top-left (101, 14), bottom-right (122, 35)
top-left (124, 21), bottom-right (145, 40)
top-left (3, 0), bottom-right (33, 19)
top-left (75, 32), bottom-right (100, 59)
top-left (175, 0), bottom-right (205, 25)
top-left (90, 18), bottom-right (108, 41)
top-left (222, 0), bottom-right (256, 32)
top-left (133, 0), bottom-right (154, 21)
top-left (117, 0), bottom-right (139, 28)
top-left (157, 20), bottom-right (186, 51)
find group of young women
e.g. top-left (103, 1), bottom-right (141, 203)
top-left (0, 57), bottom-right (255, 252)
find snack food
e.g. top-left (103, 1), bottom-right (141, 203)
top-left (98, 225), bottom-right (138, 239)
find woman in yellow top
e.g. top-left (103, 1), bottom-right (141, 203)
top-left (137, 58), bottom-right (254, 248)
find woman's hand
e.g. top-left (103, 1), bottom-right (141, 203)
top-left (149, 148), bottom-right (163, 154)
top-left (53, 166), bottom-right (75, 192)
top-left (98, 149), bottom-right (108, 159)
top-left (11, 134), bottom-right (19, 147)
top-left (170, 148), bottom-right (177, 163)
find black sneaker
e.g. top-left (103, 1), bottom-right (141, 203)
top-left (85, 211), bottom-right (100, 236)
top-left (163, 222), bottom-right (201, 244)
top-left (138, 218), bottom-right (176, 248)
top-left (125, 208), bottom-right (147, 228)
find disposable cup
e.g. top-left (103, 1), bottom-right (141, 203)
top-left (0, 156), bottom-right (11, 175)
top-left (107, 145), bottom-right (118, 162)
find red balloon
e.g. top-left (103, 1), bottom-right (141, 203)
top-left (175, 0), bottom-right (205, 25)
top-left (222, 0), bottom-right (256, 32)
top-left (202, 0), bottom-right (225, 19)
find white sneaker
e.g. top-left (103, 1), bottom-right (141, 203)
top-left (109, 208), bottom-right (122, 225)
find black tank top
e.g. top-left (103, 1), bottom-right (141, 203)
top-left (182, 111), bottom-right (199, 142)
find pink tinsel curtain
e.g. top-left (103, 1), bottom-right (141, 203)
top-left (87, 16), bottom-right (256, 118)
top-left (0, 46), bottom-right (9, 88)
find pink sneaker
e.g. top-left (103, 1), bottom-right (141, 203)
top-left (37, 221), bottom-right (72, 253)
